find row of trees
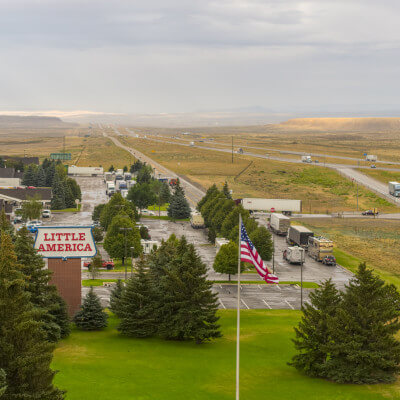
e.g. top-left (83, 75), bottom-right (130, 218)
top-left (0, 211), bottom-right (69, 399)
top-left (291, 264), bottom-right (400, 384)
top-left (109, 236), bottom-right (221, 343)
top-left (22, 159), bottom-right (81, 210)
top-left (198, 183), bottom-right (273, 278)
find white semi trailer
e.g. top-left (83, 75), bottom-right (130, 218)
top-left (241, 198), bottom-right (301, 215)
top-left (269, 213), bottom-right (290, 235)
top-left (68, 166), bottom-right (104, 176)
top-left (301, 155), bottom-right (312, 163)
top-left (366, 155), bottom-right (377, 162)
top-left (389, 181), bottom-right (400, 197)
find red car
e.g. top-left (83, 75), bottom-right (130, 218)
top-left (84, 259), bottom-right (114, 270)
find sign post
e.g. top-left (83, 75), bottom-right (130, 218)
top-left (34, 226), bottom-right (97, 316)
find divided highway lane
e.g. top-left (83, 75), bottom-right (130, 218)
top-left (101, 127), bottom-right (205, 207)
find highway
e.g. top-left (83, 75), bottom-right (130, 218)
top-left (101, 127), bottom-right (205, 207)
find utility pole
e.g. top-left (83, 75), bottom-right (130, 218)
top-left (232, 136), bottom-right (234, 164)
top-left (357, 181), bottom-right (359, 212)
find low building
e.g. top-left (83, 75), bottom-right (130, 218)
top-left (141, 239), bottom-right (160, 254)
top-left (0, 167), bottom-right (23, 187)
top-left (0, 187), bottom-right (52, 207)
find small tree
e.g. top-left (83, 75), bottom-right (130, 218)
top-left (21, 195), bottom-right (43, 221)
top-left (48, 292), bottom-right (71, 339)
top-left (222, 181), bottom-right (232, 199)
top-left (290, 279), bottom-right (341, 377)
top-left (167, 183), bottom-right (191, 220)
top-left (249, 226), bottom-right (273, 261)
top-left (0, 369), bottom-right (6, 398)
top-left (51, 171), bottom-right (66, 210)
top-left (108, 165), bottom-right (115, 172)
top-left (92, 227), bottom-right (103, 243)
top-left (109, 279), bottom-right (125, 317)
top-left (139, 225), bottom-right (150, 239)
top-left (74, 287), bottom-right (108, 331)
top-left (118, 257), bottom-right (157, 337)
top-left (123, 165), bottom-right (128, 172)
top-left (127, 183), bottom-right (157, 210)
top-left (137, 165), bottom-right (153, 184)
top-left (92, 203), bottom-right (106, 222)
top-left (213, 241), bottom-right (242, 281)
top-left (160, 181), bottom-right (171, 204)
top-left (89, 255), bottom-right (102, 280)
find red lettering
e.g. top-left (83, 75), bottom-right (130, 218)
top-left (64, 233), bottom-right (71, 241)
top-left (84, 243), bottom-right (92, 252)
top-left (77, 244), bottom-right (83, 251)
top-left (46, 244), bottom-right (56, 251)
top-left (39, 244), bottom-right (45, 251)
top-left (58, 244), bottom-right (64, 251)
top-left (44, 233), bottom-right (50, 241)
top-left (65, 244), bottom-right (72, 251)
top-left (72, 243), bottom-right (77, 251)
top-left (79, 233), bottom-right (85, 241)
top-left (56, 233), bottom-right (63, 241)
top-left (71, 233), bottom-right (78, 241)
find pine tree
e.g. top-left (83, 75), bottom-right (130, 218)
top-left (45, 161), bottom-right (56, 186)
top-left (220, 206), bottom-right (249, 239)
top-left (197, 184), bottom-right (219, 211)
top-left (290, 279), bottom-right (341, 377)
top-left (0, 369), bottom-right (6, 398)
top-left (157, 237), bottom-right (221, 343)
top-left (15, 227), bottom-right (67, 342)
top-left (74, 287), bottom-right (108, 331)
top-left (51, 172), bottom-right (66, 210)
top-left (36, 165), bottom-right (47, 187)
top-left (118, 257), bottom-right (157, 337)
top-left (48, 292), bottom-right (71, 339)
top-left (324, 264), bottom-right (400, 384)
top-left (0, 232), bottom-right (64, 399)
top-left (109, 279), bottom-right (125, 317)
top-left (0, 210), bottom-right (14, 243)
top-left (62, 179), bottom-right (75, 209)
top-left (167, 183), bottom-right (191, 219)
top-left (22, 164), bottom-right (37, 186)
top-left (160, 181), bottom-right (171, 204)
top-left (222, 181), bottom-right (232, 199)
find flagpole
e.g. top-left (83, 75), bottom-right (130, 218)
top-left (236, 213), bottom-right (242, 400)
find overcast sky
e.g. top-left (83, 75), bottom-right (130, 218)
top-left (0, 0), bottom-right (399, 114)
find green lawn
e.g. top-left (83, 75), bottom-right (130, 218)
top-left (148, 203), bottom-right (169, 211)
top-left (52, 204), bottom-right (82, 213)
top-left (52, 311), bottom-right (400, 400)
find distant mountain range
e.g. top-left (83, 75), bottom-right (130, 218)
top-left (0, 115), bottom-right (76, 129)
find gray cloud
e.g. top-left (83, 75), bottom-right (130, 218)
top-left (0, 0), bottom-right (399, 114)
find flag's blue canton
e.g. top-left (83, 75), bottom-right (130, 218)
top-left (241, 223), bottom-right (254, 250)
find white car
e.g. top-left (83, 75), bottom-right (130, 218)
top-left (141, 210), bottom-right (155, 216)
top-left (42, 209), bottom-right (52, 218)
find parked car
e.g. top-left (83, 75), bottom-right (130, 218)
top-left (141, 209), bottom-right (155, 216)
top-left (13, 215), bottom-right (23, 223)
top-left (84, 259), bottom-right (115, 270)
top-left (362, 209), bottom-right (379, 216)
top-left (322, 255), bottom-right (336, 266)
top-left (26, 220), bottom-right (42, 234)
top-left (42, 209), bottom-right (51, 218)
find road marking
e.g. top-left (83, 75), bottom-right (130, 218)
top-left (262, 299), bottom-right (271, 309)
top-left (219, 299), bottom-right (226, 309)
top-left (258, 285), bottom-right (262, 289)
top-left (241, 299), bottom-right (250, 309)
top-left (275, 285), bottom-right (281, 290)
top-left (285, 300), bottom-right (294, 310)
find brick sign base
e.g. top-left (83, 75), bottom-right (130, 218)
top-left (48, 258), bottom-right (82, 317)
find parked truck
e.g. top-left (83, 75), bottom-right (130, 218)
top-left (106, 182), bottom-right (115, 196)
top-left (190, 213), bottom-right (205, 229)
top-left (287, 226), bottom-right (314, 249)
top-left (389, 181), bottom-right (400, 197)
top-left (269, 213), bottom-right (290, 235)
top-left (241, 198), bottom-right (301, 215)
top-left (301, 155), bottom-right (312, 163)
top-left (283, 246), bottom-right (305, 265)
top-left (308, 236), bottom-right (334, 262)
top-left (366, 154), bottom-right (377, 162)
top-left (104, 172), bottom-right (114, 182)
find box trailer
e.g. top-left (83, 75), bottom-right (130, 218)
top-left (301, 155), bottom-right (312, 163)
top-left (270, 213), bottom-right (290, 235)
top-left (366, 155), bottom-right (377, 162)
top-left (287, 226), bottom-right (313, 249)
top-left (389, 181), bottom-right (400, 197)
top-left (190, 213), bottom-right (205, 229)
top-left (106, 182), bottom-right (115, 196)
top-left (283, 246), bottom-right (305, 265)
top-left (308, 236), bottom-right (334, 262)
top-left (241, 198), bottom-right (301, 215)
top-left (68, 166), bottom-right (104, 176)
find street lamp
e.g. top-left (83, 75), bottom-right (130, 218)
top-left (119, 227), bottom-right (132, 280)
top-left (130, 246), bottom-right (135, 277)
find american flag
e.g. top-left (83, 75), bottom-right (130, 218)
top-left (240, 222), bottom-right (279, 284)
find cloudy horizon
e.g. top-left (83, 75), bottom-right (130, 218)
top-left (1, 0), bottom-right (400, 115)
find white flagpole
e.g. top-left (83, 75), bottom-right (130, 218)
top-left (236, 213), bottom-right (242, 400)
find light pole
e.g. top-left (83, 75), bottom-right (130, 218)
top-left (119, 227), bottom-right (132, 280)
top-left (272, 234), bottom-right (275, 274)
top-left (130, 246), bottom-right (135, 277)
top-left (300, 261), bottom-right (303, 308)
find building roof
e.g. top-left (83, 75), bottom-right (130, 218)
top-left (0, 167), bottom-right (23, 179)
top-left (0, 188), bottom-right (52, 201)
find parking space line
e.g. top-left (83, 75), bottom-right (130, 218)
top-left (275, 285), bottom-right (281, 290)
top-left (262, 299), bottom-right (271, 309)
top-left (285, 300), bottom-right (294, 310)
top-left (219, 299), bottom-right (226, 309)
top-left (258, 285), bottom-right (262, 289)
top-left (241, 299), bottom-right (250, 309)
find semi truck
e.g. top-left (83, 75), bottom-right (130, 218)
top-left (106, 182), bottom-right (115, 196)
top-left (308, 236), bottom-right (334, 262)
top-left (241, 198), bottom-right (301, 215)
top-left (68, 166), bottom-right (104, 176)
top-left (366, 154), bottom-right (377, 162)
top-left (190, 213), bottom-right (205, 229)
top-left (287, 226), bottom-right (314, 249)
top-left (389, 181), bottom-right (400, 197)
top-left (301, 155), bottom-right (312, 163)
top-left (117, 180), bottom-right (127, 191)
top-left (269, 213), bottom-right (290, 235)
top-left (283, 246), bottom-right (305, 265)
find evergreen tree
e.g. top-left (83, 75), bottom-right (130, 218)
top-left (108, 165), bottom-right (115, 172)
top-left (51, 171), bottom-right (66, 210)
top-left (48, 292), bottom-right (71, 339)
top-left (22, 164), bottom-right (37, 186)
top-left (92, 227), bottom-right (103, 243)
top-left (222, 181), bottom-right (232, 199)
top-left (66, 178), bottom-right (81, 201)
top-left (290, 279), bottom-right (341, 377)
top-left (36, 165), bottom-right (47, 187)
top-left (0, 210), bottom-right (14, 242)
top-left (220, 206), bottom-right (249, 239)
top-left (201, 194), bottom-right (225, 227)
top-left (197, 184), bottom-right (219, 211)
top-left (249, 226), bottom-right (273, 261)
top-left (137, 165), bottom-right (153, 184)
top-left (62, 179), bottom-right (76, 208)
top-left (45, 161), bottom-right (56, 187)
top-left (157, 237), bottom-right (221, 343)
top-left (100, 193), bottom-right (137, 231)
top-left (211, 200), bottom-right (235, 234)
top-left (73, 287), bottom-right (108, 331)
top-left (15, 227), bottom-right (65, 342)
top-left (213, 241), bottom-right (242, 281)
top-left (0, 157), bottom-right (4, 168)
top-left (92, 203), bottom-right (106, 222)
top-left (118, 257), bottom-right (157, 337)
top-left (160, 181), bottom-right (171, 204)
top-left (123, 165), bottom-right (128, 172)
top-left (324, 264), bottom-right (400, 384)
top-left (109, 279), bottom-right (125, 317)
top-left (167, 183), bottom-right (191, 220)
top-left (0, 232), bottom-right (64, 399)
top-left (0, 369), bottom-right (6, 398)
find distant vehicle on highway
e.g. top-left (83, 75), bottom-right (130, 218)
top-left (301, 155), bottom-right (312, 163)
top-left (370, 164), bottom-right (376, 168)
top-left (322, 255), bottom-right (336, 266)
top-left (362, 209), bottom-right (379, 216)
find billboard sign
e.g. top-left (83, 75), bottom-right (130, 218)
top-left (34, 226), bottom-right (97, 259)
